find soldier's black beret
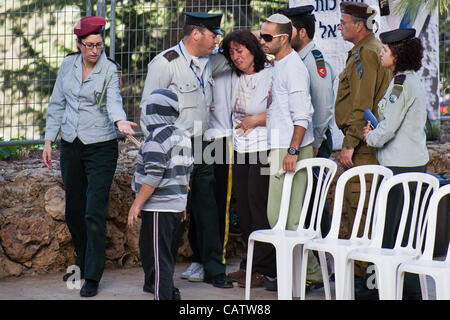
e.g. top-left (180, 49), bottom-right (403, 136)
top-left (184, 12), bottom-right (223, 35)
top-left (278, 5), bottom-right (315, 18)
top-left (379, 28), bottom-right (416, 44)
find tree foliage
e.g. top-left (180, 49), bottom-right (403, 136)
top-left (0, 0), bottom-right (286, 139)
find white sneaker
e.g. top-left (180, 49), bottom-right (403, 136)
top-left (188, 266), bottom-right (205, 282)
top-left (181, 262), bottom-right (202, 279)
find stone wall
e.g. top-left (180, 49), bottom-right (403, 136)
top-left (0, 141), bottom-right (449, 279)
top-left (0, 141), bottom-right (246, 279)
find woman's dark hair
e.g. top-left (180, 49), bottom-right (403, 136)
top-left (220, 29), bottom-right (268, 76)
top-left (389, 37), bottom-right (424, 74)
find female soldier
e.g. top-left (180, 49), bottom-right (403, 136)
top-left (42, 16), bottom-right (136, 297)
top-left (363, 28), bottom-right (427, 300)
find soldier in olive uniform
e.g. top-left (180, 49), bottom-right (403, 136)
top-left (334, 2), bottom-right (392, 283)
top-left (138, 12), bottom-right (232, 289)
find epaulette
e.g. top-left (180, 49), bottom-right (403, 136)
top-left (106, 58), bottom-right (123, 87)
top-left (394, 74), bottom-right (406, 85)
top-left (107, 57), bottom-right (122, 71)
top-left (311, 49), bottom-right (327, 78)
top-left (163, 50), bottom-right (180, 62)
top-left (389, 74), bottom-right (406, 103)
top-left (66, 52), bottom-right (79, 57)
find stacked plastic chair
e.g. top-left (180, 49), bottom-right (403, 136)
top-left (396, 184), bottom-right (450, 300)
top-left (244, 158), bottom-right (337, 300)
top-left (301, 165), bottom-right (393, 300)
top-left (346, 172), bottom-right (440, 300)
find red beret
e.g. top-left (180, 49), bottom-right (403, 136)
top-left (74, 16), bottom-right (106, 37)
top-left (340, 2), bottom-right (376, 20)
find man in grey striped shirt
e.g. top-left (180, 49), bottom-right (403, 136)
top-left (128, 89), bottom-right (193, 300)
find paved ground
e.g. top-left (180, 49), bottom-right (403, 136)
top-left (0, 257), bottom-right (437, 300)
top-left (0, 258), bottom-right (330, 300)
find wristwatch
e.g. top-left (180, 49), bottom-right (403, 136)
top-left (287, 147), bottom-right (299, 155)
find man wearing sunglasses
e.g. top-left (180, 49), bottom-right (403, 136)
top-left (275, 4), bottom-right (337, 293)
top-left (259, 13), bottom-right (315, 292)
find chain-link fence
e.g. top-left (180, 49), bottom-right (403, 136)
top-left (439, 11), bottom-right (450, 117)
top-left (0, 0), bottom-right (288, 145)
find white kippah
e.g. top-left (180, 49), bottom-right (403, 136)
top-left (266, 13), bottom-right (291, 24)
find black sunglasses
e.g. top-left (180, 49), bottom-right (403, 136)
top-left (259, 32), bottom-right (288, 42)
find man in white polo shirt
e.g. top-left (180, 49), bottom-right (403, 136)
top-left (259, 13), bottom-right (323, 291)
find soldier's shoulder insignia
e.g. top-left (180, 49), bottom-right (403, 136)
top-left (353, 49), bottom-right (363, 79)
top-left (163, 50), bottom-right (179, 62)
top-left (389, 93), bottom-right (398, 103)
top-left (107, 57), bottom-right (122, 71)
top-left (311, 49), bottom-right (327, 78)
top-left (356, 60), bottom-right (363, 79)
top-left (390, 75), bottom-right (406, 103)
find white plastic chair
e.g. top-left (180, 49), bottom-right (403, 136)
top-left (244, 158), bottom-right (337, 300)
top-left (396, 184), bottom-right (450, 300)
top-left (301, 165), bottom-right (393, 300)
top-left (346, 172), bottom-right (440, 300)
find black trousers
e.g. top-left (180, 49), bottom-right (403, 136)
top-left (139, 211), bottom-right (182, 300)
top-left (188, 137), bottom-right (231, 264)
top-left (232, 150), bottom-right (276, 277)
top-left (213, 137), bottom-right (233, 248)
top-left (60, 138), bottom-right (118, 282)
top-left (186, 138), bottom-right (226, 277)
top-left (305, 129), bottom-right (333, 237)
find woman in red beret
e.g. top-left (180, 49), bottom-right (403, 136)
top-left (42, 16), bottom-right (137, 297)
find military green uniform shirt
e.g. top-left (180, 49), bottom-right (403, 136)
top-left (335, 33), bottom-right (392, 149)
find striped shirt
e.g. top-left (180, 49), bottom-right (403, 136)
top-left (132, 89), bottom-right (193, 212)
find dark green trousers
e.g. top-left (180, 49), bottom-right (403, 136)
top-left (186, 138), bottom-right (226, 278)
top-left (60, 138), bottom-right (118, 282)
